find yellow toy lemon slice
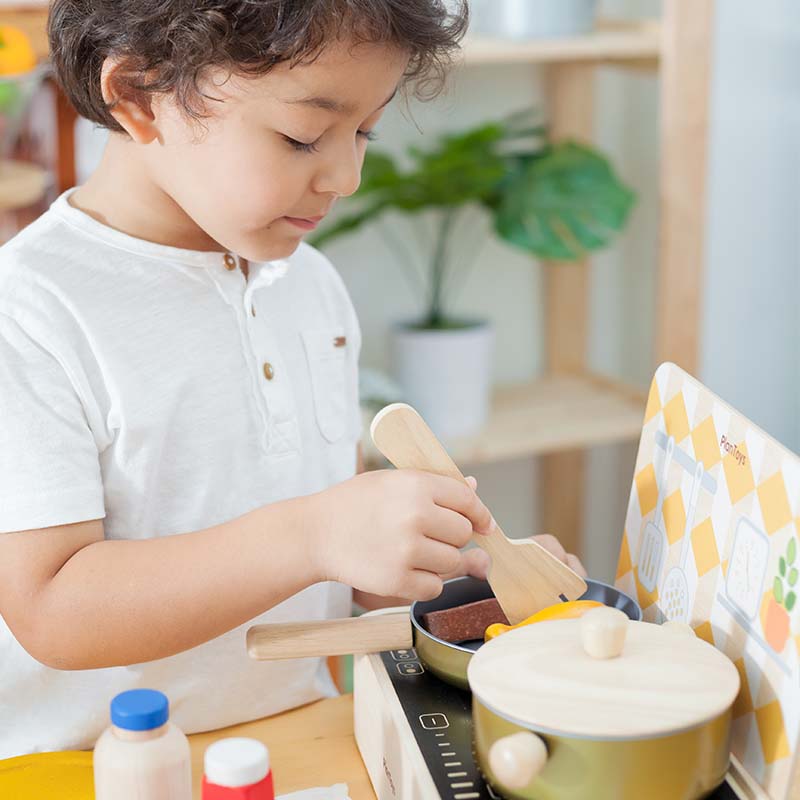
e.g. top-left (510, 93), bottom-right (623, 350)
top-left (485, 599), bottom-right (604, 641)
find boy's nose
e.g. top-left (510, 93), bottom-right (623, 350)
top-left (314, 149), bottom-right (362, 198)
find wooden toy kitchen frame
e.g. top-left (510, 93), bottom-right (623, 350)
top-left (354, 364), bottom-right (800, 800)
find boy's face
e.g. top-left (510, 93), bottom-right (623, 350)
top-left (144, 39), bottom-right (409, 261)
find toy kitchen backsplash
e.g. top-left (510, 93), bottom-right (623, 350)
top-left (616, 363), bottom-right (800, 800)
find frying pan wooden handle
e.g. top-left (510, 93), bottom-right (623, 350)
top-left (247, 611), bottom-right (412, 660)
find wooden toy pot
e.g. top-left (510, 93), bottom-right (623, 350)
top-left (468, 608), bottom-right (741, 800)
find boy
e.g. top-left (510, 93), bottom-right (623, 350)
top-left (0, 0), bottom-right (584, 757)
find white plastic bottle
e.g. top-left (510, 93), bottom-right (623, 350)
top-left (94, 688), bottom-right (192, 800)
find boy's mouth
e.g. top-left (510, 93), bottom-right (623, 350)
top-left (283, 215), bottom-right (324, 231)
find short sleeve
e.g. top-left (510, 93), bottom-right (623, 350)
top-left (0, 314), bottom-right (105, 533)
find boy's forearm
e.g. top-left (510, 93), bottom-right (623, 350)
top-left (31, 495), bottom-right (323, 670)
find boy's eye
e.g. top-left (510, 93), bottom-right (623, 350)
top-left (282, 130), bottom-right (377, 154)
top-left (283, 135), bottom-right (320, 154)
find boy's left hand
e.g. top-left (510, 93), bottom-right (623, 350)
top-left (440, 476), bottom-right (588, 582)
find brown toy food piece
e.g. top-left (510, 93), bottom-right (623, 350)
top-left (423, 598), bottom-right (509, 643)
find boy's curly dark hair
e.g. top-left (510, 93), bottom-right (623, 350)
top-left (48, 0), bottom-right (469, 133)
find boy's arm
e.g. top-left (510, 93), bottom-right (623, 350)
top-left (0, 495), bottom-right (323, 670)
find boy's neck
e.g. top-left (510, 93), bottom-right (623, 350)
top-left (70, 134), bottom-right (225, 254)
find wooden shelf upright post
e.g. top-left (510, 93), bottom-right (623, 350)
top-left (541, 63), bottom-right (595, 556)
top-left (656, 0), bottom-right (715, 373)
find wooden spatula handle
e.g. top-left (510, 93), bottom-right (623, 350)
top-left (247, 611), bottom-right (412, 660)
top-left (370, 403), bottom-right (468, 484)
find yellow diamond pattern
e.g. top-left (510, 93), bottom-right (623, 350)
top-left (634, 567), bottom-right (658, 611)
top-left (722, 441), bottom-right (755, 505)
top-left (663, 392), bottom-right (690, 442)
top-left (691, 415), bottom-right (721, 469)
top-left (616, 532), bottom-right (632, 581)
top-left (732, 657), bottom-right (754, 719)
top-left (644, 381), bottom-right (662, 424)
top-left (758, 472), bottom-right (793, 535)
top-left (694, 621), bottom-right (714, 645)
top-left (635, 464), bottom-right (658, 518)
top-left (662, 490), bottom-right (686, 546)
top-left (756, 700), bottom-right (790, 765)
top-left (692, 518), bottom-right (720, 578)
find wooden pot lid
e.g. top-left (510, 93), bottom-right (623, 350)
top-left (467, 617), bottom-right (740, 740)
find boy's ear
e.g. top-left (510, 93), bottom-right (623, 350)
top-left (100, 57), bottom-right (160, 144)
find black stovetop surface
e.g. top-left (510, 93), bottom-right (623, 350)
top-left (380, 648), bottom-right (737, 800)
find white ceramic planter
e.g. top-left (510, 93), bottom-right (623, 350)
top-left (471, 0), bottom-right (597, 40)
top-left (390, 321), bottom-right (494, 442)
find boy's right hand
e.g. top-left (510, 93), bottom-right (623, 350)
top-left (310, 470), bottom-right (495, 602)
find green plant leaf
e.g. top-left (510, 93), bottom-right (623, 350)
top-left (775, 578), bottom-right (785, 604)
top-left (789, 538), bottom-right (797, 565)
top-left (790, 568), bottom-right (798, 587)
top-left (491, 142), bottom-right (635, 261)
top-left (787, 592), bottom-right (797, 612)
top-left (310, 110), bottom-right (636, 322)
top-left (780, 557), bottom-right (787, 577)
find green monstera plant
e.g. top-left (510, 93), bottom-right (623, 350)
top-left (312, 110), bottom-right (635, 329)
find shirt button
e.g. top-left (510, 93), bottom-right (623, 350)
top-left (251, 305), bottom-right (256, 317)
top-left (262, 362), bottom-right (275, 381)
top-left (223, 253), bottom-right (237, 271)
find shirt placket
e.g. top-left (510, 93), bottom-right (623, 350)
top-left (213, 253), bottom-right (300, 456)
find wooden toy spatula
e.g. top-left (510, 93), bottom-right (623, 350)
top-left (371, 403), bottom-right (588, 625)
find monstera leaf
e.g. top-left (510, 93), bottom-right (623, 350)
top-left (491, 142), bottom-right (635, 261)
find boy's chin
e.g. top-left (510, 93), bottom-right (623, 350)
top-left (239, 235), bottom-right (303, 263)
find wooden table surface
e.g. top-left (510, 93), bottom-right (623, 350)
top-left (188, 694), bottom-right (377, 799)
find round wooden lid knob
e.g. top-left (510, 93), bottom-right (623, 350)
top-left (489, 731), bottom-right (547, 791)
top-left (580, 606), bottom-right (629, 659)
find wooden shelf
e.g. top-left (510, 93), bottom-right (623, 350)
top-left (364, 373), bottom-right (646, 470)
top-left (461, 19), bottom-right (661, 66)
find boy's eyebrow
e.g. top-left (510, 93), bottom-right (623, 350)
top-left (285, 87), bottom-right (398, 115)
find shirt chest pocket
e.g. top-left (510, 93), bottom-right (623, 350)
top-left (301, 328), bottom-right (351, 443)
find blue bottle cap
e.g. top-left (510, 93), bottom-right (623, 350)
top-left (110, 689), bottom-right (169, 731)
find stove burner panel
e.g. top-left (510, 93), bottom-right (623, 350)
top-left (380, 649), bottom-right (497, 799)
top-left (376, 647), bottom-right (737, 800)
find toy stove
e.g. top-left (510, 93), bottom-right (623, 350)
top-left (353, 645), bottom-right (738, 800)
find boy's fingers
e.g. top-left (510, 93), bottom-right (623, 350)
top-left (463, 547), bottom-right (491, 580)
top-left (465, 476), bottom-right (478, 490)
top-left (425, 506), bottom-right (475, 548)
top-left (435, 547), bottom-right (491, 582)
top-left (429, 474), bottom-right (494, 535)
top-left (414, 538), bottom-right (463, 577)
top-left (533, 533), bottom-right (567, 563)
top-left (529, 534), bottom-right (588, 578)
top-left (566, 553), bottom-right (588, 579)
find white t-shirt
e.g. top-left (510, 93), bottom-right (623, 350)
top-left (0, 189), bottom-right (363, 758)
